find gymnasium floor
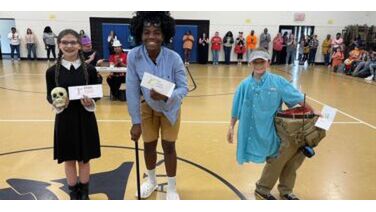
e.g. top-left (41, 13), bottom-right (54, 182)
top-left (0, 59), bottom-right (375, 200)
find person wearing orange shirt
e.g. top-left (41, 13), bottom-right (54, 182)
top-left (246, 30), bottom-right (257, 63)
top-left (182, 31), bottom-right (194, 65)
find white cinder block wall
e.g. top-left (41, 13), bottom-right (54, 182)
top-left (1, 11), bottom-right (375, 62)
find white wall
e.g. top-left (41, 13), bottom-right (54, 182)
top-left (0, 11), bottom-right (375, 62)
top-left (0, 19), bottom-right (16, 53)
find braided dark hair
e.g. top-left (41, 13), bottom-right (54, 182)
top-left (130, 11), bottom-right (175, 45)
top-left (54, 50), bottom-right (63, 87)
top-left (55, 29), bottom-right (89, 86)
top-left (79, 50), bottom-right (89, 85)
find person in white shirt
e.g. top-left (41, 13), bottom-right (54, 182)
top-left (8, 27), bottom-right (21, 61)
top-left (25, 28), bottom-right (37, 60)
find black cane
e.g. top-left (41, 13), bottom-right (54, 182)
top-left (134, 140), bottom-right (141, 200)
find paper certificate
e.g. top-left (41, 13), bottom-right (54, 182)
top-left (68, 84), bottom-right (103, 100)
top-left (140, 72), bottom-right (176, 98)
top-left (315, 105), bottom-right (337, 131)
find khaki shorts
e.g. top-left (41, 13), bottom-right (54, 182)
top-left (141, 102), bottom-right (181, 143)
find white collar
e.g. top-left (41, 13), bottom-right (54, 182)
top-left (61, 58), bottom-right (82, 70)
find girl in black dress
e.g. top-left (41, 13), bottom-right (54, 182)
top-left (46, 29), bottom-right (101, 200)
top-left (198, 32), bottom-right (209, 64)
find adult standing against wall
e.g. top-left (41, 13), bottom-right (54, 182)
top-left (25, 28), bottom-right (37, 60)
top-left (182, 30), bottom-right (194, 65)
top-left (107, 30), bottom-right (117, 56)
top-left (331, 33), bottom-right (344, 53)
top-left (234, 32), bottom-right (246, 65)
top-left (223, 31), bottom-right (234, 65)
top-left (211, 32), bottom-right (222, 65)
top-left (8, 27), bottom-right (21, 61)
top-left (272, 33), bottom-right (283, 65)
top-left (308, 35), bottom-right (319, 66)
top-left (280, 32), bottom-right (288, 65)
top-left (43, 26), bottom-right (57, 61)
top-left (259, 28), bottom-right (271, 51)
top-left (246, 30), bottom-right (257, 63)
top-left (198, 32), bottom-right (209, 64)
top-left (285, 33), bottom-right (296, 65)
top-left (321, 34), bottom-right (332, 66)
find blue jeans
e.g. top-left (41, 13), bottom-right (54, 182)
top-left (308, 48), bottom-right (317, 65)
top-left (286, 50), bottom-right (296, 64)
top-left (223, 46), bottom-right (232, 64)
top-left (212, 50), bottom-right (219, 64)
top-left (324, 53), bottom-right (330, 66)
top-left (27, 43), bottom-right (37, 59)
top-left (10, 44), bottom-right (20, 59)
top-left (246, 49), bottom-right (253, 63)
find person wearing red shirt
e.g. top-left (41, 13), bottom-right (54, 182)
top-left (107, 40), bottom-right (127, 101)
top-left (211, 32), bottom-right (222, 65)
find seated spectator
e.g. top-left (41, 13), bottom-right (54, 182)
top-left (353, 50), bottom-right (376, 79)
top-left (331, 47), bottom-right (344, 72)
top-left (342, 46), bottom-right (362, 74)
top-left (366, 57), bottom-right (376, 81)
top-left (81, 36), bottom-right (104, 83)
top-left (106, 40), bottom-right (127, 101)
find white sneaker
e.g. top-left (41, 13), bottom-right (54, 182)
top-left (365, 75), bottom-right (374, 81)
top-left (135, 180), bottom-right (158, 199)
top-left (166, 190), bottom-right (180, 200)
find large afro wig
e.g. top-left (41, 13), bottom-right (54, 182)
top-left (130, 11), bottom-right (176, 45)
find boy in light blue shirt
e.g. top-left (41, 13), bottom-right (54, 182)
top-left (227, 48), bottom-right (320, 200)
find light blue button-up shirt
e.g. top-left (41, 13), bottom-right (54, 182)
top-left (231, 71), bottom-right (304, 164)
top-left (126, 45), bottom-right (188, 125)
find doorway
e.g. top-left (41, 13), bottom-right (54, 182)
top-left (279, 25), bottom-right (315, 64)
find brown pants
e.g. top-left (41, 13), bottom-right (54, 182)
top-left (141, 102), bottom-right (181, 143)
top-left (255, 137), bottom-right (306, 196)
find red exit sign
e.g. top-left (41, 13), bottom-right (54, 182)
top-left (294, 12), bottom-right (305, 22)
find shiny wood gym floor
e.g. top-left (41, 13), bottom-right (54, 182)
top-left (0, 59), bottom-right (375, 200)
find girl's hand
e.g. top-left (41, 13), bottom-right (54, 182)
top-left (80, 95), bottom-right (93, 107)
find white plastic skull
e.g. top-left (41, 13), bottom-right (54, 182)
top-left (51, 87), bottom-right (68, 108)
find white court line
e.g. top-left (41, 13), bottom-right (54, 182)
top-left (0, 119), bottom-right (363, 125)
top-left (306, 96), bottom-right (376, 130)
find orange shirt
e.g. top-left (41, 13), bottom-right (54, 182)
top-left (183, 35), bottom-right (194, 49)
top-left (246, 34), bottom-right (257, 49)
